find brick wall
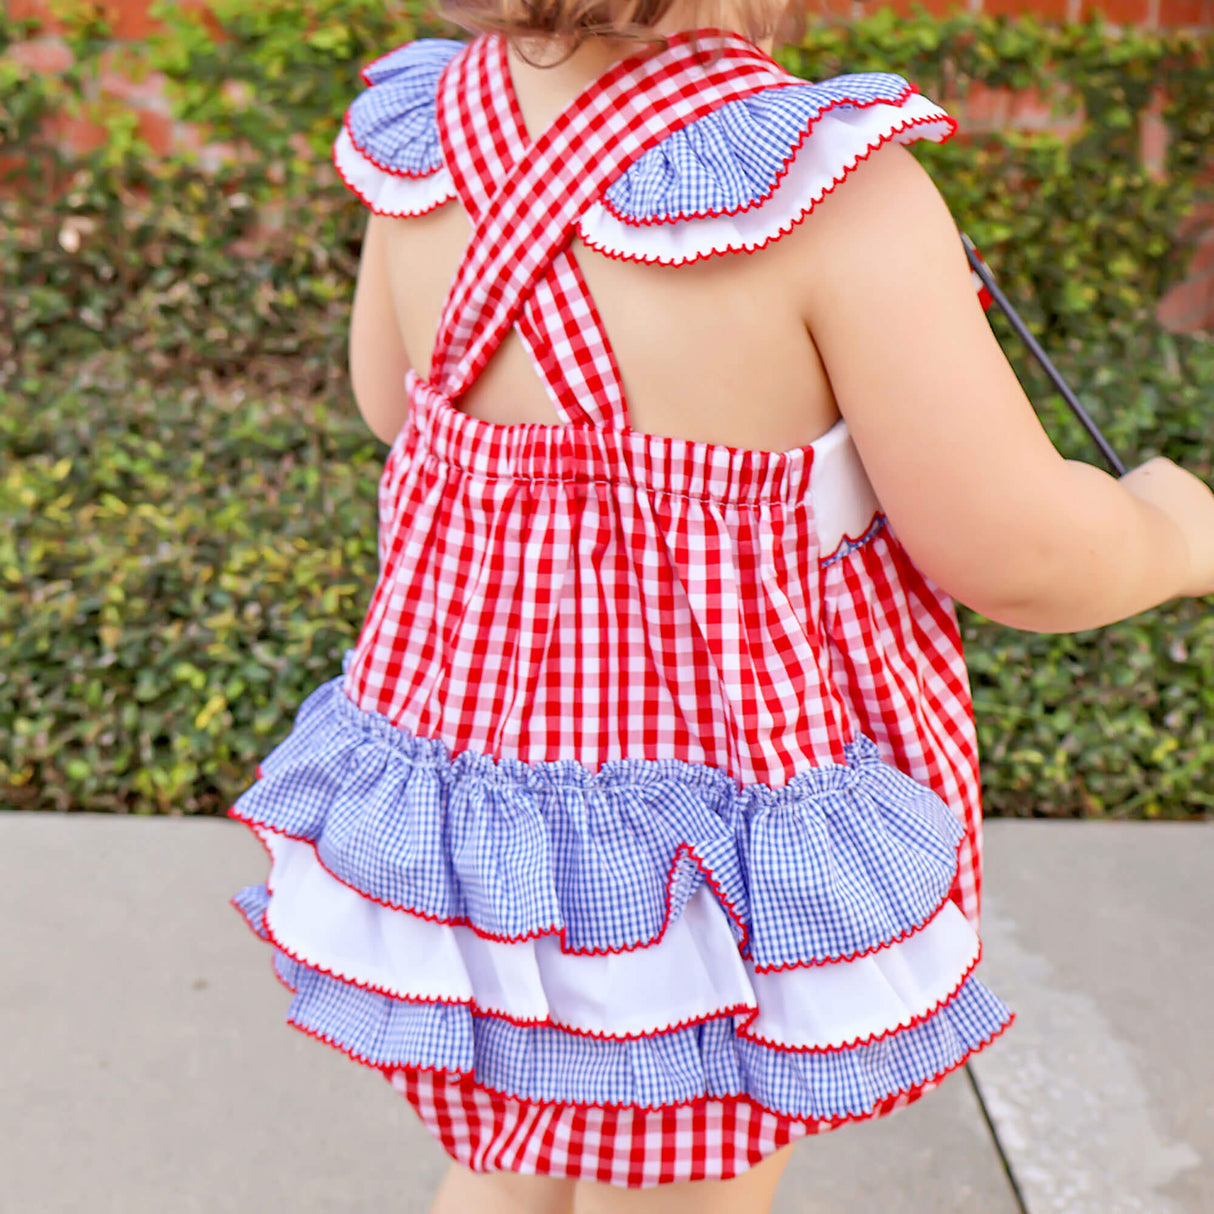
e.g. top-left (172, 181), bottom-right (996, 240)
top-left (7, 0), bottom-right (1214, 330)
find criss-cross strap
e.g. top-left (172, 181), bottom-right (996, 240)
top-left (429, 30), bottom-right (801, 428)
top-left (434, 35), bottom-right (622, 427)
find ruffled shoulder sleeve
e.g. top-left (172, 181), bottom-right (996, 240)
top-left (332, 38), bottom-right (463, 217)
top-left (333, 45), bottom-right (957, 259)
top-left (577, 73), bottom-right (957, 266)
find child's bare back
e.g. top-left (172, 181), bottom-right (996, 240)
top-left (356, 36), bottom-right (1214, 636)
top-left (369, 39), bottom-right (844, 453)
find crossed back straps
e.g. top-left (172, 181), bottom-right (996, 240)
top-left (428, 31), bottom-right (801, 430)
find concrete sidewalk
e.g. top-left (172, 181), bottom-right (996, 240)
top-left (1, 814), bottom-right (1209, 1213)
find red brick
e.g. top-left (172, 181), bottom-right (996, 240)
top-left (1187, 232), bottom-right (1214, 274)
top-left (1158, 0), bottom-right (1207, 22)
top-left (1176, 205), bottom-right (1214, 255)
top-left (6, 0), bottom-right (220, 41)
top-left (878, 0), bottom-right (971, 16)
top-left (92, 0), bottom-right (161, 40)
top-left (135, 109), bottom-right (174, 156)
top-left (0, 152), bottom-right (27, 191)
top-left (6, 0), bottom-right (150, 38)
top-left (960, 81), bottom-right (1011, 128)
top-left (6, 0), bottom-right (62, 30)
top-left (954, 81), bottom-right (1085, 136)
top-left (985, 0), bottom-right (1071, 19)
top-left (5, 35), bottom-right (74, 74)
top-left (1074, 0), bottom-right (1152, 22)
top-left (1157, 266), bottom-right (1214, 332)
top-left (171, 123), bottom-right (241, 173)
top-left (98, 46), bottom-right (171, 111)
top-left (1138, 84), bottom-right (1169, 180)
top-left (50, 112), bottom-right (110, 157)
top-left (1007, 83), bottom-right (1084, 133)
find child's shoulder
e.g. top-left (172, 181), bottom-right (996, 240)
top-left (334, 37), bottom-right (957, 264)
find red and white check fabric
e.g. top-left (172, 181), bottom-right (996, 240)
top-left (434, 35), bottom-right (625, 426)
top-left (339, 29), bottom-right (988, 1181)
top-left (430, 31), bottom-right (802, 422)
top-left (387, 1067), bottom-right (940, 1186)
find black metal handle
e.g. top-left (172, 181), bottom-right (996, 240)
top-left (961, 231), bottom-right (1127, 478)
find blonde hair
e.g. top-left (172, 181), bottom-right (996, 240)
top-left (435, 0), bottom-right (810, 67)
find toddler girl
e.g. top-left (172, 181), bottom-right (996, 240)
top-left (229, 1), bottom-right (1214, 1211)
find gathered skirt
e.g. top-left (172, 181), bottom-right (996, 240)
top-left (229, 673), bottom-right (1014, 1186)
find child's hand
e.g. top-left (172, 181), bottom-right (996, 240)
top-left (1118, 456), bottom-right (1214, 598)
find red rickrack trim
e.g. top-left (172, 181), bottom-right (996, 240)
top-left (245, 878), bottom-right (986, 1054)
top-left (228, 802), bottom-right (749, 955)
top-left (227, 799), bottom-right (965, 971)
top-left (737, 941), bottom-right (984, 1054)
top-left (331, 134), bottom-right (454, 218)
top-left (818, 511), bottom-right (888, 569)
top-left (231, 883), bottom-right (759, 1041)
top-left (271, 968), bottom-right (298, 997)
top-left (229, 892), bottom-right (269, 944)
top-left (576, 111), bottom-right (959, 266)
top-left (751, 832), bottom-right (966, 973)
top-left (341, 110), bottom-right (447, 181)
top-left (231, 903), bottom-right (304, 998)
top-left (277, 992), bottom-right (1015, 1126)
top-left (230, 806), bottom-right (561, 946)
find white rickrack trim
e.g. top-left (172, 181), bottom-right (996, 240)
top-left (576, 95), bottom-right (955, 266)
top-left (334, 126), bottom-right (456, 217)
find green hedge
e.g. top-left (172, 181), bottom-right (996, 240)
top-left (3, 2), bottom-right (1212, 816)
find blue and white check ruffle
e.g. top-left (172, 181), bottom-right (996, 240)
top-left (238, 933), bottom-right (1010, 1118)
top-left (600, 74), bottom-right (917, 222)
top-left (347, 39), bottom-right (463, 176)
top-left (230, 667), bottom-right (1014, 1117)
top-left (343, 38), bottom-right (927, 221)
top-left (230, 671), bottom-right (965, 969)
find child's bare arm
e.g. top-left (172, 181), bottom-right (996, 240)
top-left (795, 142), bottom-right (1212, 633)
top-left (350, 213), bottom-right (412, 445)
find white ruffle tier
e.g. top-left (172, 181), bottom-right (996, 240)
top-left (242, 827), bottom-right (983, 1050)
top-left (230, 675), bottom-right (1014, 1118)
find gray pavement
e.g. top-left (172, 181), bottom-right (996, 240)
top-left (0, 813), bottom-right (1209, 1213)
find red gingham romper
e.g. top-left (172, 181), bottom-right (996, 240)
top-left (230, 29), bottom-right (1014, 1188)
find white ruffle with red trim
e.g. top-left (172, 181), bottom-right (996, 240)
top-left (332, 38), bottom-right (957, 263)
top-left (230, 667), bottom-right (1014, 1117)
top-left (249, 826), bottom-right (982, 1050)
top-left (333, 104), bottom-right (953, 260)
top-left (334, 126), bottom-right (455, 217)
top-left (577, 97), bottom-right (954, 265)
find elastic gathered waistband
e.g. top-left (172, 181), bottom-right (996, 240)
top-left (333, 651), bottom-right (884, 802)
top-left (406, 371), bottom-right (838, 508)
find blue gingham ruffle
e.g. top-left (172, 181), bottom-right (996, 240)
top-left (342, 37), bottom-right (931, 222)
top-left (230, 666), bottom-right (965, 970)
top-left (346, 38), bottom-right (463, 176)
top-left (233, 932), bottom-right (1011, 1118)
top-left (600, 74), bottom-right (919, 223)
